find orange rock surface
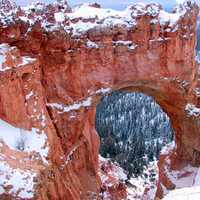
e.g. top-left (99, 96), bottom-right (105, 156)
top-left (0, 0), bottom-right (199, 199)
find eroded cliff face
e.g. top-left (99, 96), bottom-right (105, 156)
top-left (0, 0), bottom-right (199, 199)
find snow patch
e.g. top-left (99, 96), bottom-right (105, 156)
top-left (86, 40), bottom-right (99, 49)
top-left (61, 138), bottom-right (86, 168)
top-left (94, 88), bottom-right (111, 95)
top-left (0, 1), bottom-right (195, 38)
top-left (54, 12), bottom-right (65, 22)
top-left (185, 103), bottom-right (200, 117)
top-left (113, 40), bottom-right (137, 50)
top-left (163, 186), bottom-right (200, 200)
top-left (194, 88), bottom-right (200, 97)
top-left (0, 159), bottom-right (37, 198)
top-left (47, 97), bottom-right (92, 113)
top-left (167, 165), bottom-right (197, 188)
top-left (160, 141), bottom-right (176, 155)
top-left (60, 2), bottom-right (190, 36)
top-left (109, 165), bottom-right (127, 182)
top-left (66, 4), bottom-right (137, 36)
top-left (159, 10), bottom-right (181, 26)
top-left (127, 161), bottom-right (158, 200)
top-left (162, 162), bottom-right (200, 196)
top-left (194, 168), bottom-right (200, 186)
top-left (20, 56), bottom-right (36, 66)
top-left (0, 43), bottom-right (36, 71)
top-left (25, 91), bottom-right (34, 100)
top-left (0, 119), bottom-right (48, 163)
top-left (159, 1), bottom-right (196, 27)
top-left (0, 43), bottom-right (10, 71)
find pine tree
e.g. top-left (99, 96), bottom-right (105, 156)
top-left (96, 91), bottom-right (173, 177)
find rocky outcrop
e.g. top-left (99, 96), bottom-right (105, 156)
top-left (0, 0), bottom-right (199, 199)
top-left (99, 156), bottom-right (128, 200)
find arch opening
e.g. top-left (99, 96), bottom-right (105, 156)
top-left (95, 91), bottom-right (174, 180)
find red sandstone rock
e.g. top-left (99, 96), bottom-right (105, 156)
top-left (99, 156), bottom-right (127, 200)
top-left (0, 0), bottom-right (199, 199)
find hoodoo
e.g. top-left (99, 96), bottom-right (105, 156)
top-left (0, 0), bottom-right (199, 199)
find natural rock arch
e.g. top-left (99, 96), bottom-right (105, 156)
top-left (0, 0), bottom-right (199, 199)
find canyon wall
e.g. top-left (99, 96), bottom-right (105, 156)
top-left (0, 0), bottom-right (199, 199)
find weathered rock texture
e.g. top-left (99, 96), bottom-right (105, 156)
top-left (0, 0), bottom-right (199, 199)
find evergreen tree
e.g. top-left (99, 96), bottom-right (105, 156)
top-left (95, 91), bottom-right (173, 177)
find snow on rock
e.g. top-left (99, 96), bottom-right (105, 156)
top-left (99, 156), bottom-right (127, 199)
top-left (160, 141), bottom-right (176, 155)
top-left (63, 1), bottom-right (196, 36)
top-left (194, 88), bottom-right (200, 97)
top-left (194, 168), bottom-right (200, 186)
top-left (25, 90), bottom-right (34, 100)
top-left (161, 157), bottom-right (200, 197)
top-left (93, 88), bottom-right (112, 95)
top-left (99, 156), bottom-right (158, 200)
top-left (158, 141), bottom-right (200, 198)
top-left (47, 97), bottom-right (92, 113)
top-left (159, 10), bottom-right (181, 27)
top-left (18, 16), bottom-right (35, 25)
top-left (113, 40), bottom-right (138, 50)
top-left (53, 0), bottom-right (71, 12)
top-left (8, 1), bottom-right (191, 36)
top-left (68, 3), bottom-right (135, 24)
top-left (0, 0), bottom-right (16, 11)
top-left (23, 2), bottom-right (44, 11)
top-left (163, 186), bottom-right (200, 200)
top-left (0, 119), bottom-right (48, 163)
top-left (166, 165), bottom-right (199, 188)
top-left (127, 161), bottom-right (158, 200)
top-left (101, 191), bottom-right (112, 200)
top-left (54, 12), bottom-right (65, 23)
top-left (99, 155), bottom-right (128, 184)
top-left (86, 40), bottom-right (99, 49)
top-left (107, 164), bottom-right (127, 182)
top-left (0, 159), bottom-right (37, 199)
top-left (0, 43), bottom-right (10, 71)
top-left (0, 1), bottom-right (196, 37)
top-left (65, 4), bottom-right (138, 36)
top-left (50, 2), bottom-right (193, 35)
top-left (20, 56), bottom-right (36, 67)
top-left (185, 103), bottom-right (200, 117)
top-left (60, 138), bottom-right (87, 169)
top-left (0, 43), bottom-right (36, 71)
top-left (159, 1), bottom-right (196, 27)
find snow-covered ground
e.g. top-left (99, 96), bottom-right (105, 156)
top-left (127, 161), bottom-right (158, 200)
top-left (0, 158), bottom-right (37, 199)
top-left (163, 186), bottom-right (200, 200)
top-left (99, 142), bottom-right (200, 199)
top-left (0, 119), bottom-right (49, 198)
top-left (157, 141), bottom-right (200, 200)
top-left (99, 156), bottom-right (158, 200)
top-left (0, 119), bottom-right (48, 163)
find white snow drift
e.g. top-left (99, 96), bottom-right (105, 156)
top-left (0, 119), bottom-right (48, 162)
top-left (163, 186), bottom-right (200, 200)
top-left (0, 159), bottom-right (37, 198)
